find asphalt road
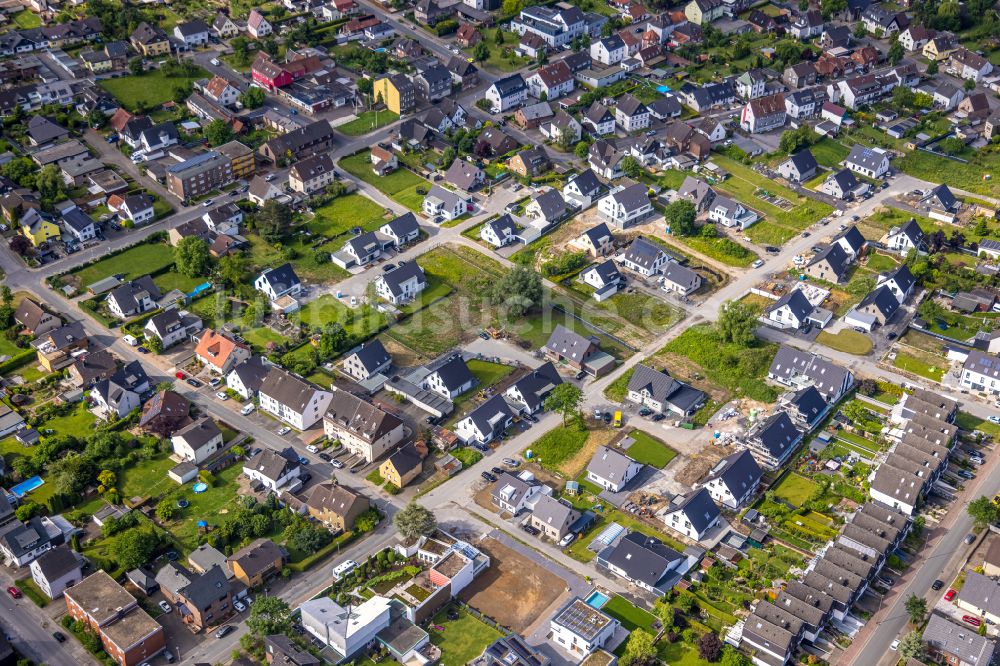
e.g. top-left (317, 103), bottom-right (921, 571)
top-left (0, 569), bottom-right (91, 666)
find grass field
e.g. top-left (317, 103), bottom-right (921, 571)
top-left (525, 424), bottom-right (589, 470)
top-left (65, 243), bottom-right (176, 289)
top-left (430, 609), bottom-right (503, 666)
top-left (676, 233), bottom-right (758, 267)
top-left (10, 10), bottom-right (42, 28)
top-left (99, 68), bottom-right (209, 112)
top-left (293, 294), bottom-right (389, 338)
top-left (808, 138), bottom-right (851, 169)
top-left (309, 193), bottom-right (389, 239)
top-left (772, 473), bottom-right (819, 506)
top-left (710, 155), bottom-right (833, 245)
top-left (601, 595), bottom-right (659, 632)
top-left (893, 351), bottom-right (946, 382)
top-left (816, 329), bottom-right (873, 355)
top-left (956, 411), bottom-right (1000, 438)
top-left (245, 235), bottom-right (350, 284)
top-left (464, 31), bottom-right (532, 72)
top-left (152, 270), bottom-right (206, 295)
top-left (337, 110), bottom-right (400, 137)
top-left (897, 148), bottom-right (1000, 197)
top-left (339, 151), bottom-right (429, 212)
top-left (625, 430), bottom-right (678, 468)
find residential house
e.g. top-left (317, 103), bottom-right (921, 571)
top-left (876, 264), bottom-right (915, 303)
top-left (525, 189), bottom-right (567, 225)
top-left (0, 517), bottom-right (62, 567)
top-left (950, 48), bottom-right (993, 82)
top-left (259, 368), bottom-right (332, 430)
top-left (804, 243), bottom-right (852, 283)
top-left (107, 276), bottom-right (160, 320)
top-left (550, 598), bottom-right (619, 657)
top-left (528, 495), bottom-right (580, 541)
top-left (423, 355), bottom-right (476, 400)
top-left (684, 0), bottom-right (724, 24)
top-left (243, 448), bottom-right (301, 491)
top-left (526, 61), bottom-right (574, 100)
top-left (247, 10), bottom-right (273, 38)
top-left (707, 195), bottom-right (758, 230)
top-left (138, 390), bottom-right (191, 438)
top-left (598, 184), bottom-right (654, 228)
top-left (455, 394), bottom-right (514, 444)
top-left (305, 482), bottom-right (370, 532)
top-left (777, 150), bottom-right (818, 183)
top-left (599, 532), bottom-right (684, 596)
top-left (820, 169), bottom-right (858, 199)
top-left (767, 345), bottom-right (854, 402)
top-left (171, 418), bottom-right (223, 465)
top-left (742, 411), bottom-right (804, 469)
top-left (899, 24), bottom-right (934, 51)
top-left (481, 215), bottom-right (519, 248)
top-left (845, 144), bottom-right (890, 178)
top-left (194, 329), bottom-right (251, 375)
top-left (485, 75), bottom-right (528, 114)
top-left (504, 362), bottom-right (562, 414)
top-left (143, 308), bottom-right (203, 349)
top-left (700, 449), bottom-right (762, 509)
top-left (443, 159), bottom-right (485, 192)
top-left (379, 212), bottom-right (420, 247)
top-left (255, 264), bottom-right (302, 303)
top-left (288, 154), bottom-right (337, 194)
top-left (129, 22), bottom-right (169, 56)
top-left (663, 487), bottom-right (721, 541)
top-left (422, 186), bottom-right (469, 222)
top-left (14, 298), bottom-right (59, 337)
top-left (885, 218), bottom-right (925, 254)
top-left (64, 571), bottom-right (165, 666)
top-left (341, 341), bottom-right (392, 381)
top-left (921, 613), bottom-right (995, 666)
top-left (619, 236), bottom-right (670, 276)
top-left (173, 19), bottom-right (210, 47)
top-left (924, 33), bottom-right (958, 60)
top-left (378, 442), bottom-right (425, 488)
top-left (581, 260), bottom-right (623, 301)
top-left (741, 93), bottom-right (786, 134)
top-left (491, 472), bottom-right (542, 514)
top-left (562, 171), bottom-right (603, 209)
top-left (541, 111), bottom-right (582, 145)
top-left (582, 103), bottom-right (616, 136)
top-left (29, 545), bottom-right (81, 600)
top-left (586, 445), bottom-right (643, 492)
top-left (156, 563), bottom-right (232, 631)
top-left (509, 147), bottom-right (552, 178)
top-left (543, 325), bottom-right (614, 377)
top-left (34, 322), bottom-right (88, 372)
top-left (661, 262), bottom-right (703, 296)
top-left (322, 388), bottom-right (405, 463)
top-left (615, 95), bottom-right (650, 132)
top-left (736, 69), bottom-right (767, 100)
top-left (229, 539), bottom-right (285, 588)
top-left (766, 289), bottom-right (814, 329)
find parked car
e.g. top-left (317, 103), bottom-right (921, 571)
top-left (186, 378), bottom-right (202, 388)
top-left (241, 404), bottom-right (255, 415)
top-left (521, 523), bottom-right (540, 536)
top-left (53, 632), bottom-right (66, 643)
top-left (209, 377), bottom-right (222, 387)
top-left (6, 587), bottom-right (20, 599)
top-left (234, 601), bottom-right (246, 613)
top-left (175, 371), bottom-right (186, 380)
top-left (277, 427), bottom-right (291, 436)
top-left (481, 471), bottom-right (497, 482)
top-left (158, 600), bottom-right (172, 613)
top-left (331, 459), bottom-right (344, 469)
top-left (963, 615), bottom-right (982, 627)
top-left (502, 458), bottom-right (519, 467)
top-left (932, 579), bottom-right (944, 590)
top-left (966, 534), bottom-right (977, 544)
top-left (215, 391), bottom-right (229, 401)
top-left (306, 444), bottom-right (319, 454)
top-left (751, 259), bottom-right (764, 268)
top-left (945, 589), bottom-right (957, 601)
top-left (559, 533), bottom-right (576, 547)
top-left (215, 625), bottom-right (235, 639)
top-left (319, 452), bottom-right (332, 462)
top-left (890, 639), bottom-right (899, 651)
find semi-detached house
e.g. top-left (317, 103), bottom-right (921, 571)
top-left (597, 183), bottom-right (653, 228)
top-left (258, 367), bottom-right (332, 430)
top-left (322, 388), bottom-right (405, 463)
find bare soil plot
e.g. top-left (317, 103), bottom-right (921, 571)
top-left (559, 427), bottom-right (619, 479)
top-left (459, 538), bottom-right (565, 633)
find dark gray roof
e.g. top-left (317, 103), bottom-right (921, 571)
top-left (431, 355), bottom-right (475, 392)
top-left (786, 385), bottom-right (827, 424)
top-left (265, 635), bottom-right (321, 666)
top-left (444, 158), bottom-right (483, 191)
top-left (807, 243), bottom-right (851, 280)
top-left (834, 224), bottom-right (866, 254)
top-left (259, 368), bottom-right (320, 411)
top-left (480, 634), bottom-right (549, 666)
top-left (385, 443), bottom-right (423, 478)
top-left (603, 531), bottom-right (682, 587)
top-left (382, 212), bottom-right (419, 239)
top-left (31, 544), bottom-right (80, 581)
top-left (623, 237), bottom-right (667, 270)
top-left (531, 495), bottom-right (578, 533)
top-left (259, 263), bottom-right (300, 294)
top-left (507, 361), bottom-right (562, 412)
top-left (585, 102), bottom-right (614, 124)
top-left (667, 487), bottom-right (720, 536)
top-left (109, 276), bottom-right (161, 314)
top-left (768, 289), bottom-right (813, 321)
top-left (922, 613), bottom-right (994, 666)
top-left (325, 389), bottom-right (403, 444)
top-left (530, 189), bottom-right (567, 220)
top-left (245, 447), bottom-right (299, 482)
top-left (175, 19), bottom-right (210, 36)
top-left (956, 571), bottom-right (1000, 620)
top-left (461, 394), bottom-right (512, 436)
top-left (173, 417), bottom-right (222, 451)
top-left (349, 340), bottom-right (391, 375)
top-left (627, 363), bottom-right (680, 403)
top-left (491, 74), bottom-right (527, 97)
top-left (571, 171), bottom-right (603, 198)
top-left (544, 325), bottom-right (596, 359)
top-left (585, 259), bottom-right (620, 286)
top-left (827, 168), bottom-right (857, 193)
top-left (785, 149), bottom-right (818, 176)
top-left (880, 264), bottom-right (915, 295)
top-left (846, 144), bottom-right (888, 171)
top-left (607, 183), bottom-right (649, 214)
top-left (616, 94), bottom-right (647, 118)
top-left (378, 262), bottom-right (426, 298)
top-left (703, 449), bottom-right (762, 498)
top-left (751, 411), bottom-right (803, 460)
top-left (661, 262), bottom-right (700, 290)
top-left (230, 356), bottom-right (270, 394)
top-left (859, 284), bottom-right (900, 318)
top-left (483, 215), bottom-right (518, 242)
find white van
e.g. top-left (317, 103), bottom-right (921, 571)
top-left (210, 58), bottom-right (220, 66)
top-left (123, 334), bottom-right (139, 346)
top-left (241, 403), bottom-right (256, 415)
top-left (332, 559), bottom-right (357, 581)
top-left (306, 444), bottom-right (319, 454)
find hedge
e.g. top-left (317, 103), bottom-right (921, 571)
top-left (287, 531), bottom-right (356, 572)
top-left (0, 348), bottom-right (37, 375)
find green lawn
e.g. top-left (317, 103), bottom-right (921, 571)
top-left (309, 193), bottom-right (389, 239)
top-left (955, 411), bottom-right (1000, 438)
top-left (816, 329), bottom-right (873, 355)
top-left (99, 68), bottom-right (209, 112)
top-left (464, 32), bottom-right (532, 72)
top-left (524, 425), bottom-right (589, 470)
top-left (865, 253), bottom-right (900, 273)
top-left (676, 234), bottom-right (758, 267)
top-left (897, 148), bottom-right (1000, 197)
top-left (245, 234), bottom-right (351, 284)
top-left (467, 359), bottom-right (514, 388)
top-left (293, 294), bottom-right (389, 338)
top-left (624, 430), bottom-right (677, 468)
top-left (893, 352), bottom-right (946, 382)
top-left (808, 138), bottom-right (851, 169)
top-left (337, 111), bottom-right (400, 137)
top-left (241, 326), bottom-right (293, 351)
top-left (429, 610), bottom-right (503, 666)
top-left (772, 473), bottom-right (819, 506)
top-left (10, 10), bottom-right (42, 28)
top-left (661, 325), bottom-right (779, 402)
top-left (65, 243), bottom-right (177, 289)
top-left (601, 595), bottom-right (659, 632)
top-left (1, 403), bottom-right (97, 470)
top-left (709, 155), bottom-right (833, 244)
top-left (338, 151), bottom-right (429, 213)
top-left (153, 270), bottom-right (206, 295)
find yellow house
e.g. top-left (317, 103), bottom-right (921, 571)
top-left (378, 443), bottom-right (424, 488)
top-left (922, 36), bottom-right (957, 61)
top-left (373, 74), bottom-right (416, 115)
top-left (684, 0), bottom-right (723, 25)
top-left (20, 212), bottom-right (60, 247)
top-left (130, 22), bottom-right (171, 57)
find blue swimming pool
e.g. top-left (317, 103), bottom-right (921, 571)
top-left (657, 85), bottom-right (671, 93)
top-left (11, 475), bottom-right (44, 498)
top-left (585, 591), bottom-right (609, 609)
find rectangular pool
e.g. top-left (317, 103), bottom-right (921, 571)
top-left (585, 591), bottom-right (609, 609)
top-left (11, 475), bottom-right (44, 498)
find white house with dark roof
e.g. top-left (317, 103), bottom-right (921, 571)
top-left (107, 276), bottom-right (161, 320)
top-left (707, 195), bottom-right (758, 229)
top-left (374, 262), bottom-right (427, 305)
top-left (341, 341), bottom-right (392, 382)
top-left (599, 184), bottom-right (654, 229)
top-left (700, 449), bottom-right (762, 509)
top-left (332, 231), bottom-right (394, 270)
top-left (504, 362), bottom-right (562, 414)
top-left (618, 236), bottom-right (671, 277)
top-left (590, 35), bottom-right (626, 65)
top-left (528, 495), bottom-right (580, 541)
top-left (243, 448), bottom-right (300, 491)
top-left (29, 545), bottom-right (82, 599)
top-left (484, 74), bottom-right (528, 113)
top-left (572, 221), bottom-right (614, 258)
top-left (423, 355), bottom-right (476, 400)
top-left (661, 262), bottom-right (702, 296)
top-left (922, 612), bottom-right (995, 666)
top-left (227, 356), bottom-right (271, 400)
top-left (491, 472), bottom-right (542, 514)
top-left (255, 263), bottom-right (302, 302)
top-left (423, 185), bottom-right (470, 222)
top-left (777, 150), bottom-right (818, 183)
top-left (885, 218), bottom-right (926, 254)
top-left (742, 411), bottom-right (804, 469)
top-left (626, 363), bottom-right (706, 416)
top-left (379, 212), bottom-right (420, 247)
top-left (258, 367), bottom-right (332, 430)
top-left (876, 264), bottom-right (915, 303)
top-left (833, 225), bottom-right (866, 259)
top-left (961, 349), bottom-right (1000, 396)
top-left (171, 417), bottom-right (223, 465)
top-left (563, 170), bottom-right (604, 209)
top-left (678, 176), bottom-right (716, 212)
top-left (586, 445), bottom-right (643, 492)
top-left (767, 345), bottom-right (854, 402)
top-left (615, 95), bottom-right (650, 132)
top-left (662, 487), bottom-right (722, 541)
top-left (845, 144), bottom-right (890, 179)
top-left (549, 598), bottom-right (619, 657)
top-left (581, 260), bottom-right (623, 301)
top-left (820, 169), bottom-right (859, 200)
top-left (481, 215), bottom-right (519, 248)
top-left (455, 394), bottom-right (514, 444)
top-left (598, 531), bottom-right (684, 596)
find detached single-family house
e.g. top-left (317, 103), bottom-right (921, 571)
top-left (527, 495), bottom-right (580, 541)
top-left (700, 449), bottom-right (762, 509)
top-left (455, 394), bottom-right (514, 444)
top-left (423, 355), bottom-right (476, 400)
top-left (707, 196), bottom-right (758, 230)
top-left (171, 418), bottom-right (223, 465)
top-left (886, 218), bottom-right (926, 254)
top-left (258, 367), bottom-right (333, 430)
top-left (598, 184), bottom-right (654, 229)
top-left (845, 144), bottom-right (890, 178)
top-left (480, 215), bottom-right (519, 248)
top-left (581, 260), bottom-right (623, 301)
top-left (586, 445), bottom-right (643, 492)
top-left (777, 150), bottom-right (818, 183)
top-left (563, 170), bottom-right (604, 209)
top-left (626, 363), bottom-right (706, 415)
top-left (619, 236), bottom-right (671, 276)
top-left (255, 264), bottom-right (302, 302)
top-left (423, 186), bottom-right (470, 222)
top-left (662, 487), bottom-right (722, 541)
top-left (374, 262), bottom-right (427, 305)
top-left (243, 448), bottom-right (301, 492)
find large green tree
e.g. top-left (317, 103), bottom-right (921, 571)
top-left (897, 630), bottom-right (924, 660)
top-left (716, 300), bottom-right (760, 346)
top-left (240, 86), bottom-right (266, 109)
top-left (904, 594), bottom-right (927, 625)
top-left (544, 384), bottom-right (583, 426)
top-left (393, 502), bottom-right (436, 540)
top-left (174, 236), bottom-right (212, 278)
top-left (246, 596), bottom-right (292, 636)
top-left (968, 495), bottom-right (999, 530)
top-left (112, 527), bottom-right (159, 570)
top-left (255, 200), bottom-right (292, 242)
top-left (620, 629), bottom-right (656, 666)
top-left (490, 265), bottom-right (542, 319)
top-left (664, 199), bottom-right (697, 236)
top-left (205, 119), bottom-right (235, 147)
